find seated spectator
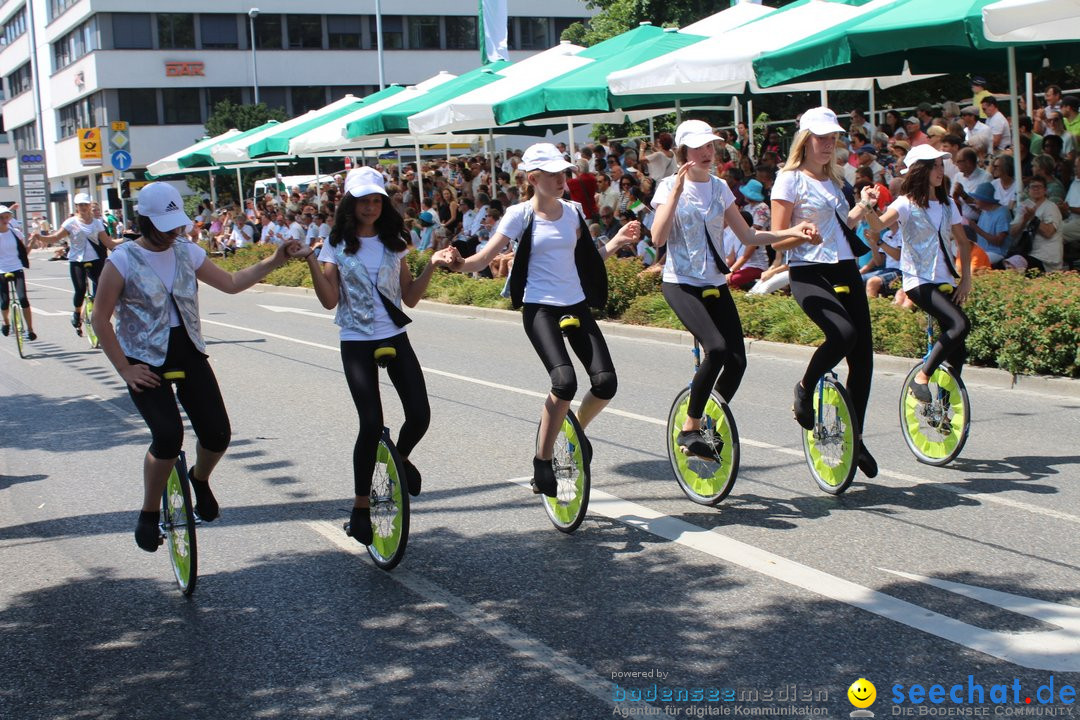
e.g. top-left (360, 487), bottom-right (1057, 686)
top-left (740, 179), bottom-right (770, 230)
top-left (860, 226), bottom-right (901, 298)
top-left (1032, 154), bottom-right (1066, 203)
top-left (747, 252), bottom-right (790, 296)
top-left (1062, 156), bottom-right (1080, 267)
top-left (960, 105), bottom-right (993, 159)
top-left (415, 211), bottom-right (437, 251)
top-left (968, 182), bottom-right (1011, 265)
top-left (989, 157), bottom-right (1018, 211)
top-left (724, 208), bottom-right (770, 290)
top-left (1002, 177), bottom-right (1063, 273)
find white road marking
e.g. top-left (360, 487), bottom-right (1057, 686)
top-left (258, 304), bottom-right (335, 320)
top-left (21, 308), bottom-right (69, 316)
top-left (505, 476), bottom-right (1080, 671)
top-left (306, 519), bottom-right (656, 713)
top-left (211, 316), bottom-right (1080, 528)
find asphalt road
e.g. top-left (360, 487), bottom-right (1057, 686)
top-left (3, 253), bottom-right (1080, 720)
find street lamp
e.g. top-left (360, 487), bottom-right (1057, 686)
top-left (248, 8), bottom-right (260, 105)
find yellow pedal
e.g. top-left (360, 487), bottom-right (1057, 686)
top-left (702, 288), bottom-right (721, 299)
top-left (833, 285), bottom-right (851, 295)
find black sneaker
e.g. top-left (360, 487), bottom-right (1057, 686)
top-left (26, 331), bottom-right (36, 341)
top-left (577, 430), bottom-right (593, 467)
top-left (134, 511), bottom-right (162, 552)
top-left (857, 443), bottom-right (878, 478)
top-left (403, 459), bottom-right (422, 497)
top-left (188, 467), bottom-right (219, 522)
top-left (676, 429), bottom-right (722, 462)
top-left (793, 382), bottom-right (815, 430)
top-left (72, 312), bottom-right (83, 336)
top-left (1, 324), bottom-right (8, 336)
top-left (908, 377), bottom-right (933, 404)
top-left (530, 457), bottom-right (558, 498)
top-left (345, 507), bottom-right (373, 545)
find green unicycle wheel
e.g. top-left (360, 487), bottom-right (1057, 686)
top-left (536, 410), bottom-right (590, 533)
top-left (900, 362), bottom-right (970, 466)
top-left (666, 388), bottom-right (740, 505)
top-left (803, 374), bottom-right (857, 495)
top-left (161, 451), bottom-right (198, 596)
top-left (364, 429), bottom-right (410, 570)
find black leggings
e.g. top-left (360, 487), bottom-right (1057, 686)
top-left (0, 270), bottom-right (29, 310)
top-left (341, 333), bottom-right (430, 497)
top-left (662, 282), bottom-right (746, 415)
top-left (906, 283), bottom-right (970, 378)
top-left (788, 260), bottom-right (873, 434)
top-left (70, 259), bottom-right (104, 308)
top-left (522, 302), bottom-right (617, 402)
top-left (127, 327), bottom-right (231, 461)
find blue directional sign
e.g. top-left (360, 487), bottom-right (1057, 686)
top-left (110, 149), bottom-right (132, 171)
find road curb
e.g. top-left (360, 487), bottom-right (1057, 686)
top-left (251, 284), bottom-right (1080, 399)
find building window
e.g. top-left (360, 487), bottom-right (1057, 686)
top-left (117, 88), bottom-right (159, 125)
top-left (518, 17), bottom-right (549, 49)
top-left (1, 7), bottom-right (26, 47)
top-left (13, 122), bottom-right (37, 151)
top-left (446, 17), bottom-right (476, 50)
top-left (158, 13), bottom-right (195, 49)
top-left (205, 87), bottom-right (242, 117)
top-left (57, 95), bottom-right (99, 141)
top-left (0, 157), bottom-right (9, 186)
top-left (200, 14), bottom-right (238, 49)
top-left (6, 62), bottom-right (31, 97)
top-left (409, 17), bottom-right (440, 49)
top-left (286, 14), bottom-right (321, 49)
top-left (162, 88), bottom-right (201, 124)
top-left (53, 18), bottom-right (98, 72)
top-left (113, 13), bottom-right (153, 49)
top-left (47, 0), bottom-right (79, 22)
top-left (260, 87), bottom-right (287, 113)
top-left (250, 13), bottom-right (283, 49)
top-left (291, 86), bottom-right (326, 115)
top-left (372, 15), bottom-right (403, 50)
top-left (327, 14), bottom-right (361, 49)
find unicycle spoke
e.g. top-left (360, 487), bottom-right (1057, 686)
top-left (900, 364), bottom-right (970, 466)
top-left (160, 453), bottom-right (197, 595)
top-left (365, 433), bottom-right (409, 570)
top-left (667, 389), bottom-right (740, 506)
top-left (802, 377), bottom-right (857, 495)
top-left (538, 411), bottom-right (590, 533)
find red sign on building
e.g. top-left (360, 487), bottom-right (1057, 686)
top-left (165, 62), bottom-right (205, 77)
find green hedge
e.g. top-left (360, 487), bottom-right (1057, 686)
top-left (214, 246), bottom-right (1080, 378)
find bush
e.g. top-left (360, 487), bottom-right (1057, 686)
top-left (603, 257), bottom-right (660, 317)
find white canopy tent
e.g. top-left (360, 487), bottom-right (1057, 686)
top-left (679, 1), bottom-right (774, 34)
top-left (982, 0), bottom-right (1080, 41)
top-left (146, 129), bottom-right (241, 178)
top-left (210, 94), bottom-right (363, 164)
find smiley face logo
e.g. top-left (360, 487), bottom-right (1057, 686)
top-left (848, 678), bottom-right (876, 708)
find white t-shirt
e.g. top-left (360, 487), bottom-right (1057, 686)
top-left (317, 236), bottom-right (406, 341)
top-left (956, 167), bottom-right (992, 222)
top-left (261, 222), bottom-right (281, 245)
top-left (984, 111), bottom-right (1011, 149)
top-left (652, 176), bottom-right (736, 286)
top-left (63, 216), bottom-right (107, 262)
top-left (289, 221), bottom-right (306, 243)
top-left (231, 223), bottom-right (254, 248)
top-left (770, 170), bottom-right (855, 266)
top-left (723, 227), bottom-right (770, 271)
top-left (1065, 179), bottom-right (1080, 209)
top-left (992, 178), bottom-right (1017, 209)
top-left (964, 122), bottom-right (993, 155)
top-left (0, 229), bottom-right (24, 273)
top-left (495, 200), bottom-right (586, 307)
top-left (107, 241), bottom-right (207, 327)
top-left (887, 196), bottom-right (962, 291)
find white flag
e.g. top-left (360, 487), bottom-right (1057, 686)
top-left (479, 0), bottom-right (509, 64)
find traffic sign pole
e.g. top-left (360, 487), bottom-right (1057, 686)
top-left (108, 121), bottom-right (130, 231)
top-left (18, 150), bottom-right (50, 226)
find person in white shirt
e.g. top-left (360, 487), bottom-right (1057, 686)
top-left (0, 205), bottom-right (36, 340)
top-left (30, 192), bottom-right (121, 335)
top-left (1061, 156), bottom-right (1080, 264)
top-left (229, 211), bottom-right (254, 250)
top-left (980, 97), bottom-right (1011, 151)
top-left (1004, 177), bottom-right (1064, 272)
top-left (960, 106), bottom-right (994, 158)
top-left (951, 148), bottom-right (992, 225)
top-left (443, 143), bottom-right (641, 498)
top-left (287, 212), bottom-right (306, 246)
top-left (259, 214), bottom-right (282, 245)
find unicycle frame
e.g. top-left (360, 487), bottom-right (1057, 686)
top-left (81, 262), bottom-right (99, 349)
top-left (158, 370), bottom-right (200, 595)
top-left (4, 273), bottom-right (26, 359)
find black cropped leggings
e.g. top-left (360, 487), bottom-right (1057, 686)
top-left (70, 259), bottom-right (104, 308)
top-left (906, 283), bottom-right (970, 378)
top-left (127, 327), bottom-right (231, 461)
top-left (522, 302), bottom-right (617, 402)
top-left (662, 282), bottom-right (747, 416)
top-left (788, 260), bottom-right (874, 435)
top-left (341, 333), bottom-right (430, 497)
top-left (0, 270), bottom-right (29, 310)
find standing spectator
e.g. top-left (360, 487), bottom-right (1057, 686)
top-left (566, 166), bottom-right (599, 221)
top-left (968, 182), bottom-right (1012, 265)
top-left (855, 145), bottom-right (885, 183)
top-left (1020, 114), bottom-right (1045, 156)
top-left (259, 213), bottom-right (281, 245)
top-left (904, 116), bottom-right (929, 146)
top-left (970, 76), bottom-right (993, 118)
top-left (1061, 96), bottom-right (1080, 138)
top-left (1003, 176), bottom-right (1063, 272)
top-left (960, 106), bottom-right (993, 159)
top-left (882, 110), bottom-right (903, 139)
top-left (598, 206), bottom-right (620, 240)
top-left (849, 109), bottom-right (875, 139)
top-left (644, 132), bottom-right (677, 180)
top-left (980, 97), bottom-right (1012, 151)
top-left (596, 173), bottom-right (619, 216)
top-left (915, 103), bottom-right (936, 132)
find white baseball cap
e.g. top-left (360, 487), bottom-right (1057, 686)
top-left (73, 192), bottom-right (93, 205)
top-left (343, 166), bottom-right (388, 198)
top-left (799, 107), bottom-right (846, 136)
top-left (900, 144), bottom-right (951, 174)
top-left (136, 182), bottom-right (192, 232)
top-left (674, 119), bottom-right (723, 149)
top-left (520, 143), bottom-right (573, 173)
top-left (0, 205), bottom-right (11, 216)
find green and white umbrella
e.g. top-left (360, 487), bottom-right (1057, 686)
top-left (146, 129), bottom-right (241, 177)
top-left (982, 0), bottom-right (1080, 42)
top-left (174, 122), bottom-right (280, 170)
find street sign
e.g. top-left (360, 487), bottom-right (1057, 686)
top-left (79, 128), bottom-right (102, 165)
top-left (110, 149), bottom-right (132, 172)
top-left (18, 150), bottom-right (50, 216)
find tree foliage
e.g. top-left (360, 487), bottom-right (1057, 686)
top-left (205, 100), bottom-right (288, 137)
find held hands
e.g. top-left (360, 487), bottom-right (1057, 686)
top-left (283, 241), bottom-right (314, 260)
top-left (430, 247), bottom-right (460, 270)
top-left (119, 363), bottom-right (161, 393)
top-left (792, 221), bottom-right (823, 246)
top-left (860, 186), bottom-right (879, 207)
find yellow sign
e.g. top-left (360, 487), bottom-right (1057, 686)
top-left (110, 121), bottom-right (128, 132)
top-left (79, 127), bottom-right (102, 165)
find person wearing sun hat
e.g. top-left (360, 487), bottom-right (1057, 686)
top-left (0, 204), bottom-right (36, 341)
top-left (771, 106), bottom-right (882, 479)
top-left (442, 143), bottom-right (641, 497)
top-left (295, 166), bottom-right (454, 545)
top-left (860, 144), bottom-right (973, 404)
top-left (967, 181), bottom-right (1010, 265)
top-left (30, 191), bottom-right (121, 336)
top-left (92, 181), bottom-right (302, 553)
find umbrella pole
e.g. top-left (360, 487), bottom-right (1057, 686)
top-left (488, 128), bottom-right (496, 190)
top-left (235, 167), bottom-right (242, 205)
top-left (648, 116), bottom-right (655, 140)
top-left (820, 88), bottom-right (828, 107)
top-left (747, 100), bottom-right (755, 162)
top-left (566, 118), bottom-right (576, 155)
top-left (314, 155), bottom-right (320, 193)
top-left (1007, 47), bottom-right (1021, 195)
top-left (208, 170), bottom-right (217, 208)
top-left (1025, 72), bottom-right (1033, 120)
top-left (446, 133), bottom-right (451, 162)
top-left (869, 84), bottom-right (876, 131)
top-left (675, 100), bottom-right (682, 124)
top-left (415, 139), bottom-right (424, 207)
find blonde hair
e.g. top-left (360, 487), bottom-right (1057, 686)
top-left (781, 129), bottom-right (845, 187)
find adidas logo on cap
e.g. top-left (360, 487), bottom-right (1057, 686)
top-left (165, 201), bottom-right (179, 212)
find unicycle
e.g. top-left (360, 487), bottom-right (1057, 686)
top-left (533, 313), bottom-right (591, 533)
top-left (81, 262), bottom-right (99, 349)
top-left (159, 370), bottom-right (199, 595)
top-left (344, 344), bottom-right (410, 570)
top-left (899, 284), bottom-right (971, 466)
top-left (666, 330), bottom-right (740, 506)
top-left (801, 285), bottom-right (858, 495)
top-left (4, 272), bottom-right (26, 359)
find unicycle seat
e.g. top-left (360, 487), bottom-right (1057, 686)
top-left (374, 345), bottom-right (397, 368)
top-left (833, 285), bottom-right (851, 295)
top-left (701, 287), bottom-right (721, 299)
top-left (3, 272), bottom-right (13, 279)
top-left (162, 370), bottom-right (186, 383)
top-left (558, 315), bottom-right (580, 334)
